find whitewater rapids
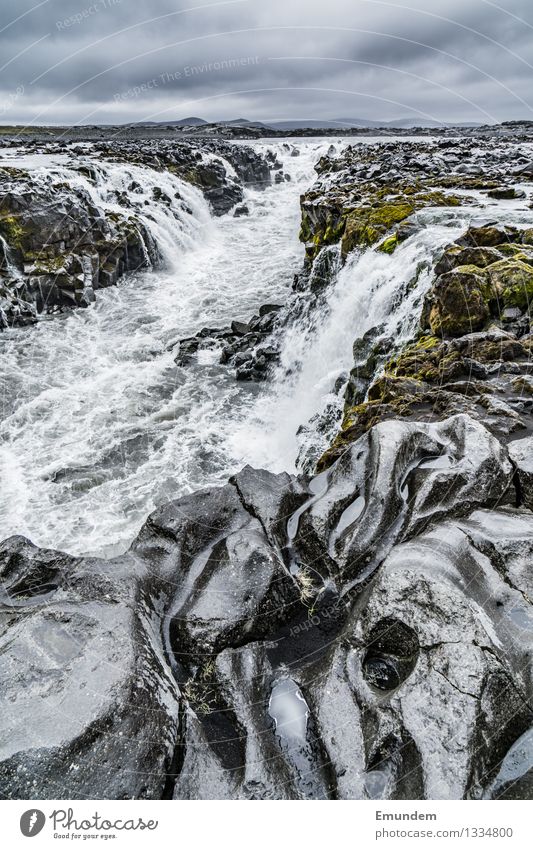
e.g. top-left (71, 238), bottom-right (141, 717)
top-left (0, 139), bottom-right (529, 557)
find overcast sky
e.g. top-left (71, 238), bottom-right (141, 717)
top-left (0, 0), bottom-right (532, 125)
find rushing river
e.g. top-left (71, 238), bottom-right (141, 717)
top-left (0, 138), bottom-right (531, 557)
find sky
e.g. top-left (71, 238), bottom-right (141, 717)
top-left (0, 0), bottom-right (532, 126)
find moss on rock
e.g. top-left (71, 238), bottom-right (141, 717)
top-left (341, 201), bottom-right (414, 256)
top-left (0, 214), bottom-right (25, 250)
top-left (487, 258), bottom-right (533, 309)
top-left (377, 233), bottom-right (399, 254)
top-left (427, 265), bottom-right (493, 337)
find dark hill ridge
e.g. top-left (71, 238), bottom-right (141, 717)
top-left (133, 116), bottom-right (485, 130)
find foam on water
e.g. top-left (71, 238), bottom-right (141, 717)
top-left (1, 140), bottom-right (531, 557)
top-left (0, 141), bottom-right (332, 556)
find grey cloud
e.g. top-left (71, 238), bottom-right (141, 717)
top-left (1, 0), bottom-right (533, 124)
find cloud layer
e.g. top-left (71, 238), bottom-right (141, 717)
top-left (1, 0), bottom-right (532, 125)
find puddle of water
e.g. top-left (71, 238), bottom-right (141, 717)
top-left (268, 677), bottom-right (309, 742)
top-left (400, 453), bottom-right (454, 498)
top-left (485, 728), bottom-right (533, 798)
top-left (329, 494), bottom-right (366, 557)
top-left (286, 470), bottom-right (329, 542)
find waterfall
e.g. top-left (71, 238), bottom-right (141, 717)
top-left (0, 141), bottom-right (328, 557)
top-left (0, 234), bottom-right (23, 280)
top-left (30, 158), bottom-right (212, 270)
top-left (1, 139), bottom-right (515, 559)
top-left (228, 213), bottom-right (474, 473)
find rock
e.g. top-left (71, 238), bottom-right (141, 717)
top-left (457, 224), bottom-right (520, 248)
top-left (425, 266), bottom-right (492, 337)
top-left (231, 320), bottom-right (251, 336)
top-left (483, 729), bottom-right (533, 799)
top-left (487, 187), bottom-right (526, 200)
top-left (0, 137), bottom-right (276, 325)
top-left (0, 536), bottom-right (180, 799)
top-left (508, 436), bottom-right (533, 509)
top-left (511, 375), bottom-right (533, 394)
top-left (487, 259), bottom-right (533, 309)
top-left (233, 204), bottom-right (249, 217)
top-left (435, 245), bottom-right (503, 275)
top-left (0, 413), bottom-right (531, 799)
top-left (259, 303), bottom-right (283, 317)
top-left (176, 299), bottom-right (284, 382)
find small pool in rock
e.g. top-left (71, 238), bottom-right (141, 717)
top-left (268, 677), bottom-right (309, 742)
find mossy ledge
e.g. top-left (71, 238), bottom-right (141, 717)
top-left (318, 223), bottom-right (533, 471)
top-left (294, 138), bottom-right (525, 264)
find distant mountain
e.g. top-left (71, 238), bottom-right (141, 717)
top-left (216, 118), bottom-right (272, 129)
top-left (133, 116), bottom-right (207, 127)
top-left (130, 115), bottom-right (485, 130)
top-left (266, 117), bottom-right (484, 130)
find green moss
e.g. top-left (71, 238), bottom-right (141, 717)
top-left (28, 254), bottom-right (66, 273)
top-left (385, 335), bottom-right (443, 381)
top-left (299, 214), bottom-right (313, 243)
top-left (0, 166), bottom-right (27, 180)
top-left (432, 176), bottom-right (499, 190)
top-left (0, 214), bottom-right (24, 250)
top-left (487, 258), bottom-right (533, 309)
top-left (342, 201), bottom-right (414, 256)
top-left (428, 264), bottom-right (493, 337)
top-left (377, 234), bottom-right (399, 254)
top-left (323, 216), bottom-right (346, 243)
top-left (415, 190), bottom-right (462, 207)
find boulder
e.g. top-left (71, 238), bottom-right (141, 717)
top-left (425, 266), bottom-right (493, 337)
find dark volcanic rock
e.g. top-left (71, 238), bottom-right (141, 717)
top-left (0, 414), bottom-right (531, 800)
top-left (321, 222), bottom-right (533, 470)
top-left (298, 137), bottom-right (533, 264)
top-left (0, 536), bottom-right (180, 800)
top-left (174, 302), bottom-right (284, 380)
top-left (0, 173), bottom-right (156, 325)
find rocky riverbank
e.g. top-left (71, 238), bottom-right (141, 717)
top-left (0, 139), bottom-right (278, 327)
top-left (295, 140), bottom-right (533, 470)
top-left (298, 137), bottom-right (533, 264)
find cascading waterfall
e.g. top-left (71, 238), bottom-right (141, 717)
top-left (0, 235), bottom-right (23, 280)
top-left (0, 140), bottom-right (526, 559)
top-left (0, 141), bottom-right (330, 556)
top-left (227, 218), bottom-right (471, 473)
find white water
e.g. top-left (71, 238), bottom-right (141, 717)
top-left (0, 140), bottom-right (334, 556)
top-left (1, 140), bottom-right (532, 557)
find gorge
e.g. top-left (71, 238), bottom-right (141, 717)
top-left (0, 130), bottom-right (532, 800)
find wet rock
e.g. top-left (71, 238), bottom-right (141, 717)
top-left (508, 435), bottom-right (533, 509)
top-left (295, 136), bottom-right (533, 262)
top-left (0, 537), bottom-right (180, 800)
top-left (259, 303), bottom-right (283, 317)
top-left (425, 266), bottom-right (492, 337)
top-left (0, 415), bottom-right (531, 799)
top-left (0, 138), bottom-right (275, 325)
top-left (231, 319), bottom-right (251, 336)
top-left (176, 300), bottom-right (284, 381)
top-left (457, 224), bottom-right (520, 248)
top-left (487, 187), bottom-right (526, 200)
